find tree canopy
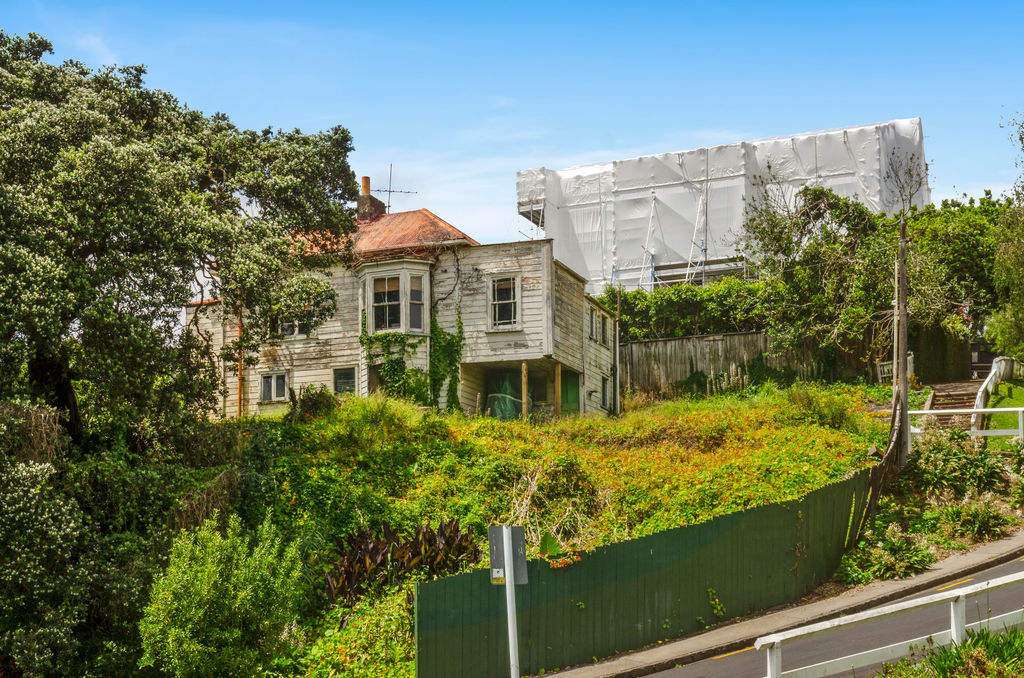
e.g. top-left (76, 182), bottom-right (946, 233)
top-left (0, 31), bottom-right (358, 441)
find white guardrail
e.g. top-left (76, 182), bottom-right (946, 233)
top-left (972, 357), bottom-right (1017, 430)
top-left (907, 407), bottom-right (1024, 438)
top-left (755, 570), bottom-right (1024, 677)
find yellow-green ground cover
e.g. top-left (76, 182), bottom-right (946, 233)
top-left (286, 383), bottom-right (890, 675)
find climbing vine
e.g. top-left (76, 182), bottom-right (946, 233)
top-left (429, 312), bottom-right (464, 411)
top-left (359, 313), bottom-right (430, 405)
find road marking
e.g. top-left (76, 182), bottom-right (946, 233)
top-left (934, 577), bottom-right (974, 592)
top-left (711, 646), bottom-right (753, 659)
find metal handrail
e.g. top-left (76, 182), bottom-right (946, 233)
top-left (755, 570), bottom-right (1024, 677)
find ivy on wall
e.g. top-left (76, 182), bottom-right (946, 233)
top-left (359, 313), bottom-right (430, 405)
top-left (429, 313), bottom-right (464, 411)
top-left (359, 309), bottom-right (466, 410)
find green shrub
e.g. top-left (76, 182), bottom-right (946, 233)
top-left (938, 496), bottom-right (1015, 542)
top-left (784, 382), bottom-right (854, 430)
top-left (909, 429), bottom-right (1006, 497)
top-left (287, 383), bottom-right (338, 423)
top-left (837, 523), bottom-right (935, 585)
top-left (0, 460), bottom-right (91, 676)
top-left (139, 514), bottom-right (304, 676)
top-left (302, 584), bottom-right (415, 678)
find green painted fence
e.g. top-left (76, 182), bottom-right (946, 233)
top-left (415, 468), bottom-right (876, 678)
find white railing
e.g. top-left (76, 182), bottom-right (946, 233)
top-left (972, 357), bottom-right (1016, 430)
top-left (755, 570), bottom-right (1024, 677)
top-left (908, 407), bottom-right (1024, 439)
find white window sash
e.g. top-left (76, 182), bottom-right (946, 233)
top-left (489, 275), bottom-right (519, 328)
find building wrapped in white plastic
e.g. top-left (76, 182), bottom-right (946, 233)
top-left (517, 118), bottom-right (929, 292)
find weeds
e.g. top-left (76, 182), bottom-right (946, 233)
top-left (937, 496), bottom-right (1015, 543)
top-left (881, 628), bottom-right (1024, 676)
top-left (908, 428), bottom-right (1005, 497)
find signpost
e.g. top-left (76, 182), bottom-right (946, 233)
top-left (488, 525), bottom-right (527, 678)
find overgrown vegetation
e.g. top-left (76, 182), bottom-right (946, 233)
top-left (837, 428), bottom-right (1021, 585)
top-left (881, 628), bottom-right (1024, 677)
top-left (1, 383), bottom-right (885, 675)
top-left (5, 23), bottom-right (1024, 678)
top-left (602, 190), bottom-right (1016, 379)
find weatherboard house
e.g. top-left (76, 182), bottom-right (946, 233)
top-left (186, 178), bottom-right (615, 419)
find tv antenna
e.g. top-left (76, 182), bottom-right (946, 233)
top-left (372, 163), bottom-right (417, 212)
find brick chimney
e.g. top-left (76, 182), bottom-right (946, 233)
top-left (357, 175), bottom-right (386, 221)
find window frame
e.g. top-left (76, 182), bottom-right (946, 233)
top-left (409, 274), bottom-right (424, 331)
top-left (277, 320), bottom-right (312, 340)
top-left (601, 375), bottom-right (609, 410)
top-left (333, 366), bottom-right (357, 395)
top-left (260, 371), bottom-right (288, 402)
top-left (371, 274), bottom-right (402, 332)
top-left (589, 308), bottom-right (596, 340)
top-left (600, 314), bottom-right (608, 346)
top-left (487, 273), bottom-right (521, 331)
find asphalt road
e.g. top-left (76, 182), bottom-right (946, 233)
top-left (655, 556), bottom-right (1024, 677)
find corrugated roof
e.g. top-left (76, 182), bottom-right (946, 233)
top-left (353, 208), bottom-right (479, 254)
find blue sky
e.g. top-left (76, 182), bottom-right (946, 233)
top-left (7, 1), bottom-right (1024, 242)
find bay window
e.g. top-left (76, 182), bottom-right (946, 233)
top-left (365, 268), bottom-right (430, 334)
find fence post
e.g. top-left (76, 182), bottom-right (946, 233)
top-left (950, 595), bottom-right (966, 645)
top-left (1017, 409), bottom-right (1023, 439)
top-left (766, 642), bottom-right (782, 678)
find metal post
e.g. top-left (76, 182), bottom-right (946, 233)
top-left (766, 642), bottom-right (782, 678)
top-left (502, 526), bottom-right (520, 678)
top-left (950, 595), bottom-right (966, 644)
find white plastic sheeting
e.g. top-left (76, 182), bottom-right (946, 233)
top-left (517, 118), bottom-right (929, 292)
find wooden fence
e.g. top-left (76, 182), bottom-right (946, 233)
top-left (414, 408), bottom-right (905, 678)
top-left (415, 469), bottom-right (874, 677)
top-left (619, 331), bottom-right (829, 395)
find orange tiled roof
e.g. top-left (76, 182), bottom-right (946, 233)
top-left (353, 208), bottom-right (479, 254)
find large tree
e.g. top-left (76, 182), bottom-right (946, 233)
top-left (739, 177), bottom-right (973, 371)
top-left (0, 32), bottom-right (358, 441)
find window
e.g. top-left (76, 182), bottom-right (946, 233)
top-left (589, 308), bottom-right (596, 340)
top-left (409, 275), bottom-right (424, 331)
top-left (261, 372), bottom-right (287, 402)
top-left (278, 320), bottom-right (312, 338)
top-left (601, 376), bottom-right (609, 410)
top-left (491, 276), bottom-right (518, 327)
top-left (373, 276), bottom-right (401, 331)
top-left (333, 367), bottom-right (356, 394)
top-left (600, 315), bottom-right (608, 346)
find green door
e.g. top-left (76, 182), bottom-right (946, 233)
top-left (560, 369), bottom-right (580, 415)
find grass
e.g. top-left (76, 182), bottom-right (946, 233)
top-left (985, 379), bottom-right (1024, 451)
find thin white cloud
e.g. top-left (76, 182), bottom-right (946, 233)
top-left (352, 124), bottom-right (771, 244)
top-left (73, 32), bottom-right (118, 66)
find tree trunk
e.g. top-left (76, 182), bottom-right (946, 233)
top-left (28, 346), bottom-right (83, 444)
